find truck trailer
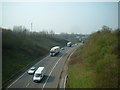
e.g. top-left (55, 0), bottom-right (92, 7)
top-left (67, 42), bottom-right (72, 47)
top-left (50, 46), bottom-right (60, 56)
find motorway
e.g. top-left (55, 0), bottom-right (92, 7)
top-left (6, 43), bottom-right (81, 89)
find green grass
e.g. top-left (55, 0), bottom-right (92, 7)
top-left (2, 28), bottom-right (67, 84)
top-left (68, 64), bottom-right (96, 88)
top-left (68, 28), bottom-right (119, 88)
top-left (3, 50), bottom-right (34, 82)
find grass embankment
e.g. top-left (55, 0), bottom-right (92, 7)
top-left (2, 28), bottom-right (67, 83)
top-left (68, 28), bottom-right (119, 88)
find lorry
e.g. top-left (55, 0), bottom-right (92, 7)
top-left (33, 67), bottom-right (45, 82)
top-left (50, 46), bottom-right (60, 56)
top-left (67, 42), bottom-right (72, 47)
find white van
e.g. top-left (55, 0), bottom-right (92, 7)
top-left (33, 67), bottom-right (45, 82)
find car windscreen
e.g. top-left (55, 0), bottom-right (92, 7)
top-left (35, 74), bottom-right (42, 77)
top-left (50, 51), bottom-right (54, 53)
top-left (31, 68), bottom-right (35, 70)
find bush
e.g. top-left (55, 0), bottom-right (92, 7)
top-left (68, 27), bottom-right (119, 88)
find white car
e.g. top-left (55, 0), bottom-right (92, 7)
top-left (61, 48), bottom-right (64, 50)
top-left (28, 67), bottom-right (36, 75)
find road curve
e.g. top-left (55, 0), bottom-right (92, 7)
top-left (5, 43), bottom-right (81, 89)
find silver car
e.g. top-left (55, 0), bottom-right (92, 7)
top-left (28, 67), bottom-right (36, 75)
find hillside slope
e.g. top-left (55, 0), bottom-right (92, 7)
top-left (2, 28), bottom-right (67, 84)
top-left (68, 28), bottom-right (119, 88)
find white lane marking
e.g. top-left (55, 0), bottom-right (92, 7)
top-left (35, 55), bottom-right (49, 66)
top-left (63, 45), bottom-right (80, 89)
top-left (67, 48), bottom-right (76, 62)
top-left (7, 72), bottom-right (27, 88)
top-left (64, 75), bottom-right (67, 89)
top-left (26, 83), bottom-right (30, 87)
top-left (7, 55), bottom-right (49, 88)
top-left (42, 50), bottom-right (70, 90)
top-left (7, 46), bottom-right (76, 89)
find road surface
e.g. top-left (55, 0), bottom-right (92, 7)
top-left (6, 43), bottom-right (81, 89)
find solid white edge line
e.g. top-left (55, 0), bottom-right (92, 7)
top-left (64, 75), bottom-right (67, 89)
top-left (7, 45), bottom-right (76, 89)
top-left (35, 55), bottom-right (49, 66)
top-left (26, 83), bottom-right (30, 87)
top-left (42, 49), bottom-right (70, 90)
top-left (7, 55), bottom-right (49, 88)
top-left (63, 50), bottom-right (75, 89)
top-left (7, 72), bottom-right (27, 88)
top-left (63, 45), bottom-right (81, 89)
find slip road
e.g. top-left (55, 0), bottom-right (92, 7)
top-left (6, 43), bottom-right (81, 89)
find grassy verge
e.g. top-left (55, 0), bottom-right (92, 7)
top-left (68, 28), bottom-right (119, 88)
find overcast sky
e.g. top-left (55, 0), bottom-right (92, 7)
top-left (0, 2), bottom-right (118, 34)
